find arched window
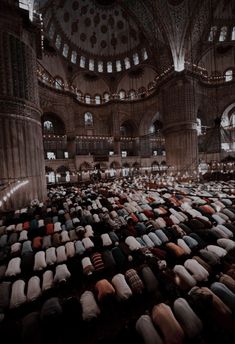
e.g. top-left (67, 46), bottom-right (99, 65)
top-left (55, 77), bottom-right (63, 90)
top-left (133, 53), bottom-right (139, 65)
top-left (42, 114), bottom-right (65, 135)
top-left (89, 59), bottom-right (94, 71)
top-left (95, 95), bottom-right (101, 104)
top-left (196, 118), bottom-right (202, 135)
top-left (71, 51), bottom-right (77, 64)
top-left (85, 94), bottom-right (91, 104)
top-left (124, 57), bottom-right (131, 69)
top-left (120, 121), bottom-right (135, 137)
top-left (142, 48), bottom-right (148, 60)
top-left (84, 112), bottom-right (93, 127)
top-left (119, 90), bottom-right (126, 100)
top-left (98, 61), bottom-right (103, 72)
top-left (62, 44), bottom-right (69, 58)
top-left (208, 26), bottom-right (217, 41)
top-left (43, 120), bottom-right (53, 133)
top-left (55, 35), bottom-right (61, 49)
top-left (225, 69), bottom-right (233, 82)
top-left (49, 24), bottom-right (55, 40)
top-left (107, 61), bottom-right (112, 73)
top-left (129, 90), bottom-right (136, 100)
top-left (219, 26), bottom-right (227, 42)
top-left (116, 60), bottom-right (122, 72)
top-left (80, 56), bottom-right (86, 68)
top-left (103, 92), bottom-right (110, 102)
top-left (232, 27), bottom-right (235, 40)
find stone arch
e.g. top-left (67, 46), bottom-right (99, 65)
top-left (72, 71), bottom-right (110, 98)
top-left (151, 161), bottom-right (160, 172)
top-left (149, 119), bottom-right (163, 135)
top-left (94, 162), bottom-right (108, 170)
top-left (120, 119), bottom-right (138, 136)
top-left (221, 102), bottom-right (235, 123)
top-left (42, 113), bottom-right (66, 135)
top-left (151, 161), bottom-right (159, 167)
top-left (133, 161), bottom-right (141, 168)
top-left (139, 110), bottom-right (162, 136)
top-left (56, 165), bottom-right (71, 173)
top-left (45, 166), bottom-right (56, 184)
top-left (80, 161), bottom-right (92, 171)
top-left (116, 66), bottom-right (158, 96)
top-left (158, 160), bottom-right (167, 172)
top-left (220, 103), bottom-right (235, 154)
top-left (45, 166), bottom-right (54, 173)
top-left (56, 165), bottom-right (71, 183)
top-left (110, 161), bottom-right (120, 169)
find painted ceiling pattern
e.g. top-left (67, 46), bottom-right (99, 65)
top-left (35, 0), bottom-right (230, 73)
top-left (44, 0), bottom-right (143, 57)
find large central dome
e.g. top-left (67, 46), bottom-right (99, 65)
top-left (43, 0), bottom-right (145, 59)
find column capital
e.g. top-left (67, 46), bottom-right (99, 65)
top-left (161, 70), bottom-right (199, 92)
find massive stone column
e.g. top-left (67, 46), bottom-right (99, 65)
top-left (0, 1), bottom-right (46, 210)
top-left (162, 74), bottom-right (198, 174)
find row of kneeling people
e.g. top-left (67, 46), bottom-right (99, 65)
top-left (2, 225), bottom-right (235, 290)
top-left (17, 280), bottom-right (235, 341)
top-left (1, 221), bottom-right (235, 267)
top-left (0, 267), bottom-right (157, 314)
top-left (3, 233), bottom-right (232, 279)
top-left (1, 196), bottom-right (234, 247)
top-left (136, 290), bottom-right (235, 344)
top-left (2, 257), bottom-right (235, 314)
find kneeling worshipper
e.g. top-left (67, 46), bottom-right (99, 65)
top-left (173, 298), bottom-right (203, 338)
top-left (53, 264), bottom-right (71, 284)
top-left (111, 273), bottom-right (133, 301)
top-left (26, 276), bottom-right (41, 302)
top-left (10, 279), bottom-right (27, 309)
top-left (80, 290), bottom-right (101, 321)
top-left (136, 314), bottom-right (163, 344)
top-left (152, 303), bottom-right (185, 344)
top-left (95, 279), bottom-right (116, 301)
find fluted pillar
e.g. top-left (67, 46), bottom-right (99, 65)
top-left (0, 2), bottom-right (46, 210)
top-left (162, 75), bottom-right (198, 174)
